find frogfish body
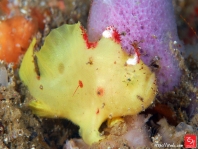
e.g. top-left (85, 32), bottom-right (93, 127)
top-left (19, 23), bottom-right (157, 145)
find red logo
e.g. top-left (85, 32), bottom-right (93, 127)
top-left (184, 134), bottom-right (197, 148)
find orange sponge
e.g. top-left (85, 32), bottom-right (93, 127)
top-left (0, 16), bottom-right (37, 66)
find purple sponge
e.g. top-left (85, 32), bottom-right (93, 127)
top-left (88, 0), bottom-right (184, 93)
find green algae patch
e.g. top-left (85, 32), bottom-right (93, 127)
top-left (19, 22), bottom-right (157, 145)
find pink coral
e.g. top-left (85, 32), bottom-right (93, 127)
top-left (88, 0), bottom-right (184, 93)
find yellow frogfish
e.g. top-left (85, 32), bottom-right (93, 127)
top-left (19, 22), bottom-right (157, 145)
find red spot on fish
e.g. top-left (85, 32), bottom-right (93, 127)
top-left (97, 87), bottom-right (104, 96)
top-left (96, 108), bottom-right (99, 114)
top-left (131, 40), bottom-right (143, 63)
top-left (73, 80), bottom-right (83, 96)
top-left (79, 80), bottom-right (83, 88)
top-left (112, 28), bottom-right (121, 43)
top-left (37, 75), bottom-right (40, 80)
top-left (80, 26), bottom-right (97, 49)
top-left (104, 26), bottom-right (121, 43)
